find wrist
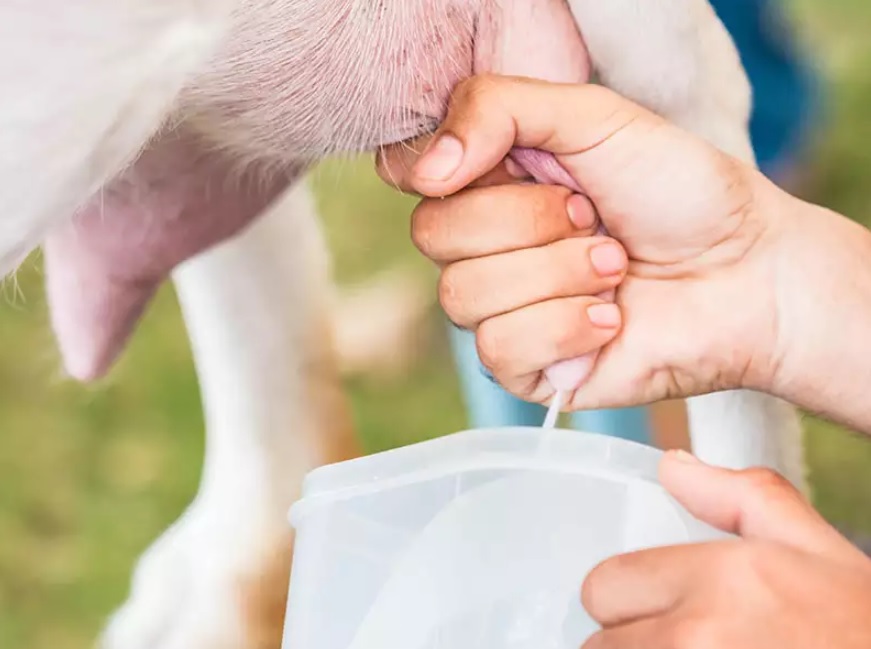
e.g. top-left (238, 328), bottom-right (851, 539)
top-left (757, 188), bottom-right (871, 430)
top-left (687, 174), bottom-right (796, 397)
top-left (734, 178), bottom-right (803, 394)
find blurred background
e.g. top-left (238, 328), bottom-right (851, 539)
top-left (2, 0), bottom-right (871, 647)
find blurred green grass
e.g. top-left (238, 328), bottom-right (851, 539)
top-left (2, 0), bottom-right (871, 647)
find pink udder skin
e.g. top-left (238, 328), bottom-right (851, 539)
top-left (44, 0), bottom-right (598, 384)
top-left (44, 131), bottom-right (302, 381)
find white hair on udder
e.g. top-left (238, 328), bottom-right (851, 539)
top-left (0, 0), bottom-right (491, 276)
top-left (0, 0), bottom-right (236, 276)
top-left (182, 0), bottom-right (478, 163)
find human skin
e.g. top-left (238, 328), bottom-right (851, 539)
top-left (379, 74), bottom-right (871, 648)
top-left (376, 74), bottom-right (871, 435)
top-left (580, 451), bottom-right (871, 649)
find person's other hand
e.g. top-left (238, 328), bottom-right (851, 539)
top-left (580, 452), bottom-right (871, 648)
top-left (376, 75), bottom-right (798, 407)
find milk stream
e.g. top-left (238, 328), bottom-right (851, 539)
top-left (542, 390), bottom-right (565, 430)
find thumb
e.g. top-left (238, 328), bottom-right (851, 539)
top-left (660, 451), bottom-right (859, 560)
top-left (409, 75), bottom-right (653, 197)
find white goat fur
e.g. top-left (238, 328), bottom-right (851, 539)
top-left (0, 1), bottom-right (805, 647)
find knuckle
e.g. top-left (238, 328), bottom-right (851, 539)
top-left (741, 467), bottom-right (792, 496)
top-left (452, 74), bottom-right (501, 114)
top-left (410, 203), bottom-right (436, 256)
top-left (475, 319), bottom-right (503, 374)
top-left (437, 265), bottom-right (467, 323)
top-left (459, 73), bottom-right (498, 98)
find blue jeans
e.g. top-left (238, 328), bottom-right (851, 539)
top-left (448, 0), bottom-right (819, 440)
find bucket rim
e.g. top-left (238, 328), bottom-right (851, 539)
top-left (288, 427), bottom-right (665, 526)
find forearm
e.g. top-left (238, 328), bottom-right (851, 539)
top-left (765, 192), bottom-right (871, 434)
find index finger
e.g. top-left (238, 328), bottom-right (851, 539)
top-left (411, 185), bottom-right (598, 263)
top-left (409, 75), bottom-right (657, 197)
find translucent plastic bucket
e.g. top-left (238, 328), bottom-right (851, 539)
top-left (281, 427), bottom-right (727, 649)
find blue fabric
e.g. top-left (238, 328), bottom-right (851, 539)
top-left (448, 0), bottom-right (819, 442)
top-left (709, 0), bottom-right (819, 172)
top-left (450, 326), bottom-right (549, 428)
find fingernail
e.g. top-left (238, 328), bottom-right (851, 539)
top-left (586, 303), bottom-right (621, 328)
top-left (672, 450), bottom-right (701, 464)
top-left (566, 194), bottom-right (596, 230)
top-left (416, 134), bottom-right (464, 181)
top-left (590, 243), bottom-right (626, 277)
